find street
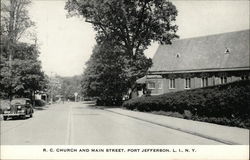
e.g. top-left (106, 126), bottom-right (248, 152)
top-left (0, 102), bottom-right (224, 145)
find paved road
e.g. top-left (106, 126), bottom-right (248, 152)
top-left (0, 102), bottom-right (223, 145)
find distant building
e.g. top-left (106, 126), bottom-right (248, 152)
top-left (35, 91), bottom-right (48, 101)
top-left (141, 30), bottom-right (250, 95)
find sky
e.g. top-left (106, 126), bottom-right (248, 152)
top-left (27, 0), bottom-right (249, 77)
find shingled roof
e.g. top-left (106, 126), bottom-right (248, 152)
top-left (149, 30), bottom-right (250, 73)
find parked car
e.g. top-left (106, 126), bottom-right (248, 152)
top-left (2, 98), bottom-right (34, 121)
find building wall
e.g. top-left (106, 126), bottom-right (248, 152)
top-left (147, 78), bottom-right (164, 95)
top-left (146, 70), bottom-right (250, 95)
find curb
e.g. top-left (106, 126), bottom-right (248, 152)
top-left (104, 109), bottom-right (239, 145)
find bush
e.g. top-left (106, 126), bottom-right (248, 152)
top-left (123, 80), bottom-right (250, 128)
top-left (96, 97), bottom-right (123, 106)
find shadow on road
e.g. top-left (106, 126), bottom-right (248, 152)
top-left (81, 100), bottom-right (121, 109)
top-left (1, 116), bottom-right (30, 121)
top-left (85, 104), bottom-right (121, 110)
top-left (34, 105), bottom-right (49, 111)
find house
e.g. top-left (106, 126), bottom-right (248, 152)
top-left (143, 30), bottom-right (250, 95)
top-left (35, 91), bottom-right (48, 102)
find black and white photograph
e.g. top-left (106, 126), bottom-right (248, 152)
top-left (0, 0), bottom-right (249, 159)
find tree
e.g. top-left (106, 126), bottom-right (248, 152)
top-left (1, 0), bottom-right (34, 43)
top-left (44, 75), bottom-right (83, 102)
top-left (0, 0), bottom-right (35, 99)
top-left (65, 0), bottom-right (178, 58)
top-left (65, 0), bottom-right (179, 104)
top-left (0, 42), bottom-right (47, 101)
top-left (81, 43), bottom-right (128, 105)
top-left (65, 0), bottom-right (178, 101)
top-left (81, 41), bottom-right (152, 105)
top-left (1, 0), bottom-right (34, 67)
top-left (59, 75), bottom-right (82, 101)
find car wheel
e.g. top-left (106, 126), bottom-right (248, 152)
top-left (3, 116), bottom-right (7, 121)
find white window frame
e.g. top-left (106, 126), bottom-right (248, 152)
top-left (201, 77), bottom-right (208, 87)
top-left (169, 78), bottom-right (175, 89)
top-left (148, 81), bottom-right (156, 89)
top-left (184, 78), bottom-right (191, 89)
top-left (220, 76), bottom-right (227, 84)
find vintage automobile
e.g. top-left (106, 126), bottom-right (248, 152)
top-left (2, 98), bottom-right (34, 121)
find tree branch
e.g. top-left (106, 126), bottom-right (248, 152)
top-left (131, 1), bottom-right (149, 55)
top-left (105, 3), bottom-right (133, 56)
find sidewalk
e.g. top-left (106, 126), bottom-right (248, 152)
top-left (105, 108), bottom-right (249, 145)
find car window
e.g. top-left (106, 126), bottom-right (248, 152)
top-left (11, 99), bottom-right (26, 105)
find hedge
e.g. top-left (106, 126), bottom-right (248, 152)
top-left (123, 80), bottom-right (250, 128)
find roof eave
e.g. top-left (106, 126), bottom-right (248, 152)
top-left (148, 67), bottom-right (250, 75)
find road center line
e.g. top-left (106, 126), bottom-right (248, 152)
top-left (65, 104), bottom-right (72, 145)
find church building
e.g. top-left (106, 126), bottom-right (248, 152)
top-left (142, 30), bottom-right (250, 95)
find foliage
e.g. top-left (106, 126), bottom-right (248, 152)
top-left (81, 42), bottom-right (152, 105)
top-left (59, 75), bottom-right (82, 101)
top-left (46, 75), bottom-right (62, 101)
top-left (81, 43), bottom-right (128, 105)
top-left (0, 41), bottom-right (47, 100)
top-left (65, 0), bottom-right (178, 57)
top-left (81, 43), bottom-right (152, 105)
top-left (1, 0), bottom-right (34, 42)
top-left (65, 0), bottom-right (178, 104)
top-left (123, 80), bottom-right (250, 128)
top-left (45, 75), bottom-right (82, 101)
top-left (0, 0), bottom-right (44, 102)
